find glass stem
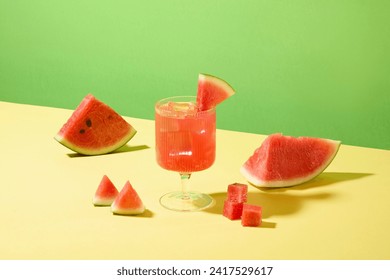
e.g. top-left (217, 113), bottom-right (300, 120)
top-left (180, 173), bottom-right (191, 200)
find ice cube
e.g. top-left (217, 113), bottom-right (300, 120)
top-left (166, 102), bottom-right (197, 118)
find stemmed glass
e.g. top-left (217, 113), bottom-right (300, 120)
top-left (155, 96), bottom-right (216, 211)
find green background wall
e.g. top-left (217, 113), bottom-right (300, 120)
top-left (1, 0), bottom-right (389, 150)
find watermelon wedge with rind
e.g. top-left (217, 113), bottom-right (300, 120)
top-left (93, 175), bottom-right (119, 206)
top-left (111, 181), bottom-right (145, 215)
top-left (196, 73), bottom-right (235, 111)
top-left (55, 94), bottom-right (137, 155)
top-left (240, 133), bottom-right (341, 187)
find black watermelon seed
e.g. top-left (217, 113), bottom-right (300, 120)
top-left (86, 118), bottom-right (92, 127)
top-left (79, 129), bottom-right (85, 134)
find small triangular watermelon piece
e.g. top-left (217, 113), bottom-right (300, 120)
top-left (196, 73), bottom-right (235, 111)
top-left (240, 133), bottom-right (341, 187)
top-left (111, 181), bottom-right (145, 215)
top-left (93, 175), bottom-right (119, 206)
top-left (54, 94), bottom-right (137, 155)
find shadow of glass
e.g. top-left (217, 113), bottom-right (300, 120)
top-left (67, 144), bottom-right (150, 158)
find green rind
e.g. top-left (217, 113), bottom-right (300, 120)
top-left (111, 206), bottom-right (145, 215)
top-left (93, 197), bottom-right (117, 206)
top-left (54, 126), bottom-right (137, 156)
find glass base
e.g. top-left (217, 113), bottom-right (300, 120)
top-left (159, 191), bottom-right (214, 212)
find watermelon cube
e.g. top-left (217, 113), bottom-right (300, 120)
top-left (241, 204), bottom-right (262, 227)
top-left (223, 200), bottom-right (244, 220)
top-left (227, 183), bottom-right (248, 203)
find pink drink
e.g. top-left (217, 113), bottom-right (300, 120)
top-left (155, 97), bottom-right (216, 173)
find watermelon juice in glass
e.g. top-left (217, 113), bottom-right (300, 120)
top-left (155, 96), bottom-right (215, 211)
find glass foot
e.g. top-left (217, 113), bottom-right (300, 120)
top-left (159, 191), bottom-right (214, 212)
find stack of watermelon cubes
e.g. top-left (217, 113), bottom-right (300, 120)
top-left (223, 183), bottom-right (248, 220)
top-left (223, 183), bottom-right (262, 227)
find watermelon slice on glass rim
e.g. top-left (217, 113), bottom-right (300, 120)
top-left (240, 133), bottom-right (341, 188)
top-left (54, 94), bottom-right (137, 155)
top-left (196, 73), bottom-right (235, 111)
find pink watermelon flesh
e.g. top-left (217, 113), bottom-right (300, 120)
top-left (223, 200), bottom-right (244, 220)
top-left (111, 180), bottom-right (145, 215)
top-left (241, 204), bottom-right (262, 227)
top-left (196, 73), bottom-right (235, 111)
top-left (227, 183), bottom-right (248, 203)
top-left (240, 133), bottom-right (341, 187)
top-left (93, 175), bottom-right (119, 206)
top-left (223, 183), bottom-right (248, 220)
top-left (54, 94), bottom-right (137, 155)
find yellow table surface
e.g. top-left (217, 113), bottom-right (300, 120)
top-left (1, 101), bottom-right (389, 260)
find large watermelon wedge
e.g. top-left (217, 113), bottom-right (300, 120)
top-left (240, 133), bottom-right (341, 187)
top-left (196, 73), bottom-right (235, 111)
top-left (55, 94), bottom-right (137, 155)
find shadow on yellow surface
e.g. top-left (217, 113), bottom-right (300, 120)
top-left (206, 191), bottom-right (327, 220)
top-left (112, 209), bottom-right (155, 218)
top-left (259, 172), bottom-right (374, 192)
top-left (66, 144), bottom-right (150, 158)
top-left (205, 172), bottom-right (373, 223)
